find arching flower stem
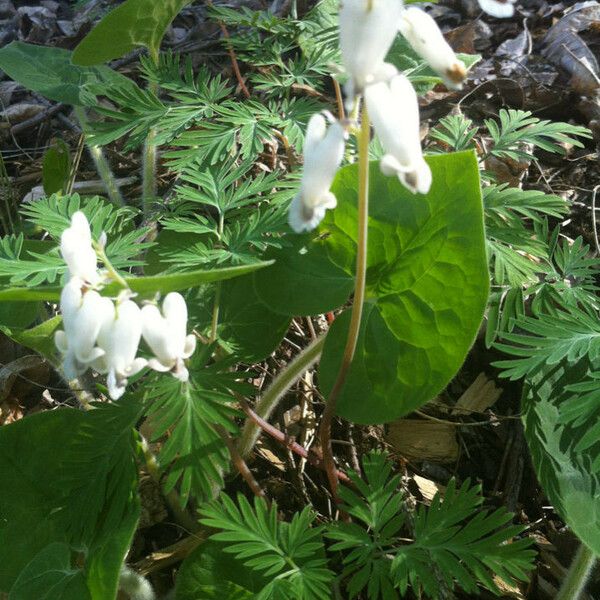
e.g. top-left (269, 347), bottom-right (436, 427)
top-left (319, 102), bottom-right (371, 501)
top-left (94, 243), bottom-right (130, 291)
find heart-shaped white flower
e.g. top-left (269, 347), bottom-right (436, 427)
top-left (60, 211), bottom-right (100, 285)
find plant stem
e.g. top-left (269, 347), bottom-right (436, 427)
top-left (142, 49), bottom-right (160, 218)
top-left (95, 245), bottom-right (129, 290)
top-left (210, 212), bottom-right (225, 342)
top-left (139, 434), bottom-right (199, 533)
top-left (74, 107), bottom-right (124, 206)
top-left (319, 103), bottom-right (370, 501)
top-left (237, 335), bottom-right (325, 459)
top-left (557, 542), bottom-right (597, 600)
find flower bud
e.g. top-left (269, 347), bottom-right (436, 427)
top-left (399, 7), bottom-right (466, 90)
top-left (365, 74), bottom-right (432, 194)
top-left (288, 113), bottom-right (346, 232)
top-left (339, 0), bottom-right (404, 102)
top-left (142, 292), bottom-right (196, 382)
top-left (60, 211), bottom-right (100, 285)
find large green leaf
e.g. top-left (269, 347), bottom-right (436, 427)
top-left (318, 152), bottom-right (489, 423)
top-left (253, 233), bottom-right (354, 316)
top-left (0, 316), bottom-right (62, 359)
top-left (523, 360), bottom-right (600, 555)
top-left (8, 543), bottom-right (90, 600)
top-left (0, 407), bottom-right (140, 599)
top-left (190, 276), bottom-right (291, 362)
top-left (0, 261), bottom-right (273, 302)
top-left (175, 541), bottom-right (265, 599)
top-left (73, 0), bottom-right (193, 65)
top-left (0, 42), bottom-right (130, 106)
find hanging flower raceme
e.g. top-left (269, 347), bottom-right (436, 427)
top-left (399, 7), bottom-right (467, 90)
top-left (365, 74), bottom-right (432, 194)
top-left (478, 0), bottom-right (515, 18)
top-left (54, 211), bottom-right (197, 400)
top-left (60, 210), bottom-right (101, 285)
top-left (288, 112), bottom-right (347, 232)
top-left (141, 292), bottom-right (197, 382)
top-left (339, 0), bottom-right (404, 104)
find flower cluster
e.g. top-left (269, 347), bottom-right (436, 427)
top-left (55, 212), bottom-right (196, 399)
top-left (288, 0), bottom-right (513, 233)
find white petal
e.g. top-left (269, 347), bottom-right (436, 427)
top-left (72, 292), bottom-right (114, 363)
top-left (173, 360), bottom-right (189, 383)
top-left (55, 330), bottom-right (69, 354)
top-left (340, 0), bottom-right (405, 96)
top-left (163, 292), bottom-right (188, 356)
top-left (125, 357), bottom-right (148, 377)
top-left (97, 300), bottom-right (143, 377)
top-left (478, 0), bottom-right (514, 18)
top-left (147, 357), bottom-right (173, 373)
top-left (107, 368), bottom-right (125, 400)
top-left (288, 192), bottom-right (331, 233)
top-left (304, 113), bottom-right (327, 158)
top-left (60, 213), bottom-right (99, 284)
top-left (60, 277), bottom-right (83, 336)
top-left (399, 7), bottom-right (466, 90)
top-left (399, 159), bottom-right (432, 195)
top-left (141, 304), bottom-right (173, 365)
top-left (182, 334), bottom-right (197, 359)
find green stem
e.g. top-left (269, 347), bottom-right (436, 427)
top-left (557, 543), bottom-right (597, 600)
top-left (237, 335), bottom-right (325, 459)
top-left (139, 434), bottom-right (198, 533)
top-left (210, 212), bottom-right (225, 342)
top-left (95, 245), bottom-right (129, 291)
top-left (73, 107), bottom-right (124, 206)
top-left (319, 102), bottom-right (370, 500)
top-left (142, 49), bottom-right (160, 217)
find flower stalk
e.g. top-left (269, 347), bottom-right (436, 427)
top-left (556, 542), bottom-right (597, 600)
top-left (319, 103), bottom-right (370, 500)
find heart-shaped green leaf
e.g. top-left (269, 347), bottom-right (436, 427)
top-left (319, 152), bottom-right (489, 424)
top-left (73, 0), bottom-right (193, 65)
top-left (0, 42), bottom-right (131, 106)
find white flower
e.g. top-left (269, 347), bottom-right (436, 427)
top-left (478, 0), bottom-right (515, 18)
top-left (365, 74), bottom-right (432, 194)
top-left (141, 292), bottom-right (196, 382)
top-left (94, 300), bottom-right (147, 400)
top-left (288, 113), bottom-right (347, 232)
top-left (399, 7), bottom-right (466, 90)
top-left (55, 277), bottom-right (114, 379)
top-left (60, 211), bottom-right (100, 285)
top-left (339, 0), bottom-right (404, 102)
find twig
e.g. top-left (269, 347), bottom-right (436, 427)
top-left (591, 184), bottom-right (600, 256)
top-left (10, 103), bottom-right (65, 135)
top-left (238, 336), bottom-right (325, 458)
top-left (240, 397), bottom-right (350, 484)
top-left (216, 425), bottom-right (267, 499)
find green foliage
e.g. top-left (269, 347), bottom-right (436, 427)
top-left (200, 496), bottom-right (334, 600)
top-left (318, 153), bottom-right (489, 424)
top-left (0, 408), bottom-right (140, 599)
top-left (523, 360), bottom-right (600, 555)
top-left (72, 0), bottom-right (193, 65)
top-left (429, 114), bottom-right (478, 152)
top-left (42, 140), bottom-right (71, 196)
top-left (0, 42), bottom-right (130, 106)
top-left (494, 306), bottom-right (600, 380)
top-left (327, 452), bottom-right (535, 599)
top-left (485, 109), bottom-right (591, 161)
top-left (143, 345), bottom-right (244, 507)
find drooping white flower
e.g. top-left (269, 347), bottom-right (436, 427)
top-left (60, 211), bottom-right (100, 285)
top-left (54, 277), bottom-right (114, 379)
top-left (478, 0), bottom-right (515, 18)
top-left (399, 7), bottom-right (467, 90)
top-left (95, 300), bottom-right (147, 400)
top-left (141, 292), bottom-right (196, 382)
top-left (365, 74), bottom-right (432, 194)
top-left (288, 113), bottom-right (347, 232)
top-left (339, 0), bottom-right (404, 102)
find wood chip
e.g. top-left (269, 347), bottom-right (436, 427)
top-left (386, 420), bottom-right (459, 462)
top-left (413, 474), bottom-right (443, 502)
top-left (452, 372), bottom-right (502, 416)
